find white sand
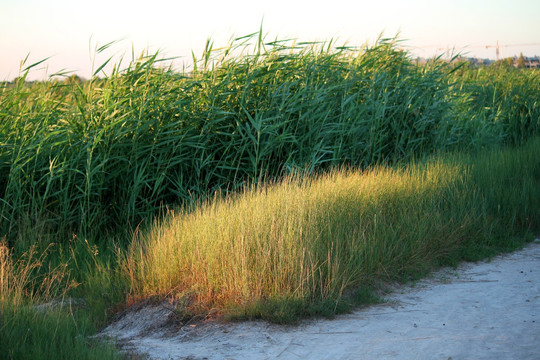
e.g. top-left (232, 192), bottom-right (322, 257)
top-left (101, 239), bottom-right (540, 360)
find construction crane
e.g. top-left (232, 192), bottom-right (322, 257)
top-left (484, 42), bottom-right (540, 60)
top-left (485, 41), bottom-right (500, 60)
top-left (413, 42), bottom-right (540, 61)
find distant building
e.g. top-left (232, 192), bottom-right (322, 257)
top-left (455, 56), bottom-right (495, 67)
top-left (412, 55), bottom-right (539, 68)
top-left (523, 56), bottom-right (540, 68)
top-left (508, 55), bottom-right (540, 68)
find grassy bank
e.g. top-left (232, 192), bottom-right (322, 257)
top-left (1, 138), bottom-right (538, 357)
top-left (124, 137), bottom-right (540, 323)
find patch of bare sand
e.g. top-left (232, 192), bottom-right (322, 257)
top-left (100, 240), bottom-right (540, 360)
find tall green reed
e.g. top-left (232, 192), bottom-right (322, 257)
top-left (1, 33), bottom-right (538, 247)
top-left (450, 63), bottom-right (540, 147)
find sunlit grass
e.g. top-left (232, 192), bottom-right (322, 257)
top-left (124, 138), bottom-right (540, 323)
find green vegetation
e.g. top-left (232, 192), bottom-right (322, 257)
top-left (125, 138), bottom-right (539, 323)
top-left (0, 33), bottom-right (539, 357)
top-left (450, 62), bottom-right (540, 146)
top-left (2, 35), bottom-right (538, 245)
top-left (0, 240), bottom-right (122, 359)
top-left (0, 304), bottom-right (121, 360)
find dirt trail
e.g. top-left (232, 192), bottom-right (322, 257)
top-left (100, 240), bottom-right (540, 360)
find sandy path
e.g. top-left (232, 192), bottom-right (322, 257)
top-left (101, 239), bottom-right (540, 360)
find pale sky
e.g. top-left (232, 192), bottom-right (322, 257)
top-left (2, 0), bottom-right (539, 81)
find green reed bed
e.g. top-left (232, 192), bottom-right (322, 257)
top-left (450, 64), bottom-right (540, 147)
top-left (2, 35), bottom-right (538, 246)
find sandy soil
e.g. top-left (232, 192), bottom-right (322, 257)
top-left (100, 239), bottom-right (540, 360)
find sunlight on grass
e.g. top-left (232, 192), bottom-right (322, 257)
top-left (125, 138), bottom-right (539, 322)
